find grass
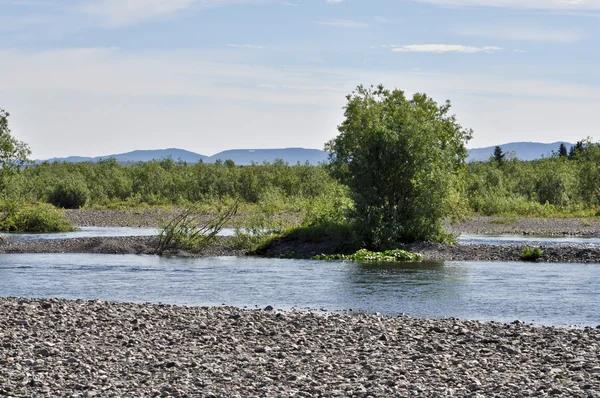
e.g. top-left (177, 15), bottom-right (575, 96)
top-left (521, 246), bottom-right (543, 262)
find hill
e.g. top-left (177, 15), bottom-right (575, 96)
top-left (39, 142), bottom-right (575, 165)
top-left (41, 148), bottom-right (328, 166)
top-left (467, 142), bottom-right (574, 162)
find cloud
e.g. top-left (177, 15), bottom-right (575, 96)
top-left (457, 26), bottom-right (581, 42)
top-left (392, 44), bottom-right (502, 53)
top-left (81, 0), bottom-right (264, 26)
top-left (326, 0), bottom-right (343, 3)
top-left (318, 19), bottom-right (368, 28)
top-left (2, 47), bottom-right (599, 158)
top-left (226, 44), bottom-right (267, 49)
top-left (415, 0), bottom-right (600, 10)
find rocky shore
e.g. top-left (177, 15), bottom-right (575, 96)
top-left (3, 234), bottom-right (600, 262)
top-left (0, 236), bottom-right (247, 258)
top-left (1, 297), bottom-right (599, 397)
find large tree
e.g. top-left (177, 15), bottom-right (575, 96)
top-left (0, 109), bottom-right (31, 191)
top-left (326, 85), bottom-right (472, 247)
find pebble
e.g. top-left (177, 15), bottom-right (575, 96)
top-left (1, 297), bottom-right (599, 397)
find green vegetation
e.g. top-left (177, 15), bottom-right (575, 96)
top-left (467, 139), bottom-right (600, 217)
top-left (0, 201), bottom-right (75, 233)
top-left (520, 247), bottom-right (543, 262)
top-left (3, 96), bottom-right (600, 243)
top-left (326, 85), bottom-right (472, 246)
top-left (0, 109), bottom-right (31, 192)
top-left (47, 176), bottom-right (90, 209)
top-left (314, 249), bottom-right (422, 262)
top-left (155, 202), bottom-right (237, 255)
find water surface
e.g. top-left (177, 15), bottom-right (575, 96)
top-left (0, 253), bottom-right (597, 327)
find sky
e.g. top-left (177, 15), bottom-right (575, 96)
top-left (2, 0), bottom-right (600, 159)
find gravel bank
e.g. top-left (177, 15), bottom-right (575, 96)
top-left (445, 217), bottom-right (600, 237)
top-left (4, 235), bottom-right (600, 263)
top-left (0, 236), bottom-right (247, 258)
top-left (1, 297), bottom-right (599, 397)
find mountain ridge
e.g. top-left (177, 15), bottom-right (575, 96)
top-left (38, 142), bottom-right (575, 165)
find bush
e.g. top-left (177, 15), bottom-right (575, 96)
top-left (326, 85), bottom-right (472, 247)
top-left (521, 247), bottom-right (543, 262)
top-left (314, 248), bottom-right (422, 262)
top-left (48, 177), bottom-right (90, 209)
top-left (155, 202), bottom-right (237, 255)
top-left (0, 202), bottom-right (75, 233)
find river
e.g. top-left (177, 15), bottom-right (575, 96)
top-left (0, 253), bottom-right (597, 327)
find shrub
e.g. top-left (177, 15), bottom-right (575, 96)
top-left (155, 202), bottom-right (237, 255)
top-left (521, 247), bottom-right (543, 262)
top-left (0, 201), bottom-right (75, 233)
top-left (48, 177), bottom-right (90, 209)
top-left (314, 248), bottom-right (422, 262)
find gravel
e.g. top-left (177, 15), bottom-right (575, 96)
top-left (444, 217), bottom-right (600, 237)
top-left (1, 297), bottom-right (599, 397)
top-left (0, 236), bottom-right (247, 258)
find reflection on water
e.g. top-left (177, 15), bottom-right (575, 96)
top-left (0, 253), bottom-right (598, 327)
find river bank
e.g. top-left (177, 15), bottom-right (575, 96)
top-left (65, 209), bottom-right (600, 236)
top-left (3, 235), bottom-right (600, 262)
top-left (1, 297), bottom-right (598, 397)
top-left (2, 210), bottom-right (600, 262)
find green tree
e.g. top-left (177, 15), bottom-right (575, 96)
top-left (493, 146), bottom-right (505, 165)
top-left (326, 85), bottom-right (472, 247)
top-left (0, 109), bottom-right (31, 192)
top-left (558, 143), bottom-right (568, 158)
top-left (568, 141), bottom-right (585, 160)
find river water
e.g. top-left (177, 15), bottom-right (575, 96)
top-left (0, 253), bottom-right (598, 327)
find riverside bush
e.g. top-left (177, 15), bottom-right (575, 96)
top-left (521, 247), bottom-right (543, 262)
top-left (47, 177), bottom-right (90, 209)
top-left (0, 202), bottom-right (75, 233)
top-left (155, 202), bottom-right (237, 255)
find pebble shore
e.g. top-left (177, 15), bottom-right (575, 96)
top-left (1, 297), bottom-right (599, 398)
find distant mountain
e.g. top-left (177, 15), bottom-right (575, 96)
top-left (44, 148), bottom-right (208, 164)
top-left (208, 148), bottom-right (328, 165)
top-left (467, 142), bottom-right (574, 162)
top-left (40, 147), bottom-right (329, 166)
top-left (39, 142), bottom-right (575, 165)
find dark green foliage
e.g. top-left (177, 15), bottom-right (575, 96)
top-left (568, 141), bottom-right (585, 160)
top-left (314, 248), bottom-right (422, 262)
top-left (493, 146), bottom-right (505, 165)
top-left (558, 143), bottom-right (568, 158)
top-left (521, 246), bottom-right (543, 261)
top-left (48, 177), bottom-right (90, 209)
top-left (326, 85), bottom-right (472, 247)
top-left (0, 109), bottom-right (31, 191)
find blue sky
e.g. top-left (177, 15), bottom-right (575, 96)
top-left (2, 0), bottom-right (600, 158)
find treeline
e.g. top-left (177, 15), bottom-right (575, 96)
top-left (2, 141), bottom-right (600, 218)
top-left (3, 158), bottom-right (340, 209)
top-left (466, 141), bottom-right (600, 216)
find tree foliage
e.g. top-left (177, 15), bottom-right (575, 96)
top-left (325, 85), bottom-right (472, 247)
top-left (558, 143), bottom-right (568, 158)
top-left (0, 109), bottom-right (31, 190)
top-left (493, 146), bottom-right (505, 165)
